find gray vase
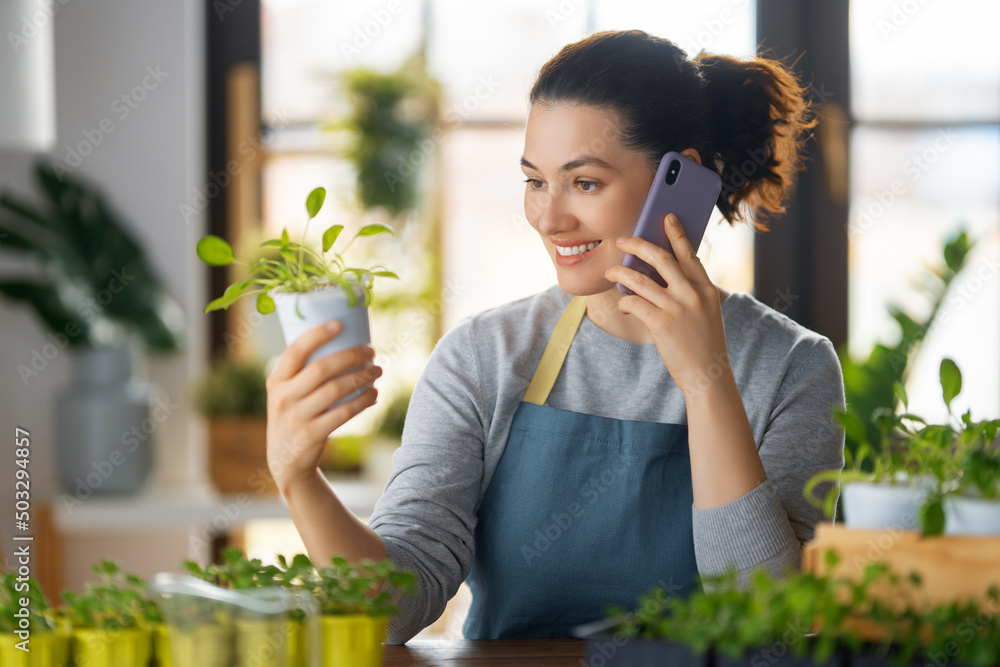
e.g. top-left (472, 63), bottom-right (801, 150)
top-left (55, 345), bottom-right (154, 496)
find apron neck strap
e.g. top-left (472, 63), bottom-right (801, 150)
top-left (523, 295), bottom-right (587, 406)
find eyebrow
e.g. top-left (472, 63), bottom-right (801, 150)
top-left (520, 155), bottom-right (618, 174)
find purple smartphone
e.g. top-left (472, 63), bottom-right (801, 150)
top-left (617, 151), bottom-right (722, 295)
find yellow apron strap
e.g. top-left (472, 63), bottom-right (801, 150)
top-left (523, 295), bottom-right (588, 406)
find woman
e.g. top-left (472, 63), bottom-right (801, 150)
top-left (265, 29), bottom-right (845, 643)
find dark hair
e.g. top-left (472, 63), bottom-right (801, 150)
top-left (528, 29), bottom-right (817, 230)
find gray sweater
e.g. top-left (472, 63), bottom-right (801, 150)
top-left (368, 284), bottom-right (845, 644)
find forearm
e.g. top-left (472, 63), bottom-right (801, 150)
top-left (281, 468), bottom-right (387, 565)
top-left (685, 371), bottom-right (767, 510)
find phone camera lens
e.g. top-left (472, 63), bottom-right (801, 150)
top-left (665, 160), bottom-right (681, 185)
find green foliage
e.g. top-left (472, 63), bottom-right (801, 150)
top-left (197, 187), bottom-right (399, 316)
top-left (603, 554), bottom-right (1000, 667)
top-left (192, 357), bottom-right (268, 417)
top-left (0, 161), bottom-right (185, 352)
top-left (0, 570), bottom-right (56, 633)
top-left (375, 384), bottom-right (413, 440)
top-left (838, 229), bottom-right (972, 465)
top-left (60, 560), bottom-right (160, 630)
top-left (292, 554), bottom-right (417, 617)
top-left (334, 52), bottom-right (441, 216)
top-left (805, 357), bottom-right (1000, 535)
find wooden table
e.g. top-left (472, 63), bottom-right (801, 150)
top-left (383, 639), bottom-right (586, 666)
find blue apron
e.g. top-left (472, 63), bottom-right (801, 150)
top-left (463, 294), bottom-right (699, 639)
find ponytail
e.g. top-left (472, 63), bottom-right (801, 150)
top-left (529, 30), bottom-right (817, 230)
top-left (694, 52), bottom-right (816, 229)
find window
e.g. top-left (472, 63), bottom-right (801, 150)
top-left (848, 0), bottom-right (1000, 422)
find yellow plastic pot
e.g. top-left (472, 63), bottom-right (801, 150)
top-left (234, 618), bottom-right (305, 667)
top-left (154, 622), bottom-right (231, 667)
top-left (71, 627), bottom-right (150, 667)
top-left (0, 630), bottom-right (70, 667)
top-left (320, 614), bottom-right (388, 667)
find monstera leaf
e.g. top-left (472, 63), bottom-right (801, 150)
top-left (0, 161), bottom-right (185, 352)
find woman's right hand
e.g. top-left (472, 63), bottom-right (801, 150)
top-left (265, 319), bottom-right (382, 495)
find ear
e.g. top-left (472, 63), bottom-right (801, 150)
top-left (679, 148), bottom-right (702, 165)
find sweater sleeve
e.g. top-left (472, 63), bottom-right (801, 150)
top-left (367, 319), bottom-right (486, 644)
top-left (691, 338), bottom-right (846, 581)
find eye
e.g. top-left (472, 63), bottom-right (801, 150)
top-left (524, 178), bottom-right (545, 190)
top-left (576, 180), bottom-right (599, 193)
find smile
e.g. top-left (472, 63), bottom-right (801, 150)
top-left (555, 240), bottom-right (602, 256)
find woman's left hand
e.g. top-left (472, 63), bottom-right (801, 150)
top-left (604, 213), bottom-right (730, 396)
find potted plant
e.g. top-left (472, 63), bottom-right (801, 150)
top-left (60, 560), bottom-right (156, 667)
top-left (804, 394), bottom-right (935, 531)
top-left (197, 186), bottom-right (398, 410)
top-left (0, 571), bottom-right (69, 667)
top-left (923, 360), bottom-right (1000, 536)
top-left (182, 548), bottom-right (308, 667)
top-left (192, 356), bottom-right (275, 495)
top-left (0, 162), bottom-right (185, 496)
top-left (575, 551), bottom-right (905, 667)
top-left (804, 358), bottom-right (999, 534)
top-left (293, 554), bottom-right (416, 667)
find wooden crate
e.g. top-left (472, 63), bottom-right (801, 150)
top-left (805, 523), bottom-right (1000, 609)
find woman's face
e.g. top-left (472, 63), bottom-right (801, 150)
top-left (521, 102), bottom-right (655, 296)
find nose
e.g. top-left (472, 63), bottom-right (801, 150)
top-left (531, 190), bottom-right (574, 236)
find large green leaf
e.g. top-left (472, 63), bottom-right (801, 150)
top-left (197, 236), bottom-right (235, 266)
top-left (0, 280), bottom-right (90, 345)
top-left (939, 358), bottom-right (962, 411)
top-left (306, 187), bottom-right (326, 218)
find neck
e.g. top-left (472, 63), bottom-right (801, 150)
top-left (583, 284), bottom-right (729, 345)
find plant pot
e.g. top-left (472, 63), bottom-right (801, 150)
top-left (271, 283), bottom-right (372, 410)
top-left (320, 614), bottom-right (388, 667)
top-left (207, 417), bottom-right (277, 495)
top-left (234, 618), bottom-right (305, 667)
top-left (154, 621), bottom-right (231, 667)
top-left (944, 495), bottom-right (1000, 535)
top-left (842, 479), bottom-right (932, 530)
top-left (0, 630), bottom-right (69, 667)
top-left (70, 627), bottom-right (151, 667)
top-left (55, 344), bottom-right (155, 496)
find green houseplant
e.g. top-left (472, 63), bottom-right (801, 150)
top-left (0, 162), bottom-right (186, 496)
top-left (180, 548), bottom-right (311, 667)
top-left (60, 560), bottom-right (158, 667)
top-left (192, 356), bottom-right (275, 495)
top-left (0, 570), bottom-right (69, 667)
top-left (197, 186), bottom-right (397, 410)
top-left (290, 553), bottom-right (416, 667)
top-left (806, 358), bottom-right (1000, 535)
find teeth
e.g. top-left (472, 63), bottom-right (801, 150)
top-left (556, 240), bottom-right (601, 256)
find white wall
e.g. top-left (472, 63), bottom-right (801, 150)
top-left (0, 0), bottom-right (207, 582)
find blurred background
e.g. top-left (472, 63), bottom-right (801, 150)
top-left (0, 0), bottom-right (997, 639)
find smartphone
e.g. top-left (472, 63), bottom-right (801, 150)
top-left (617, 151), bottom-right (722, 296)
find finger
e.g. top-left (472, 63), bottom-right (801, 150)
top-left (269, 320), bottom-right (343, 383)
top-left (298, 362), bottom-right (382, 418)
top-left (615, 234), bottom-right (686, 290)
top-left (616, 292), bottom-right (669, 331)
top-left (285, 344), bottom-right (375, 403)
top-left (605, 264), bottom-right (671, 309)
top-left (311, 384), bottom-right (379, 440)
top-left (663, 213), bottom-right (711, 285)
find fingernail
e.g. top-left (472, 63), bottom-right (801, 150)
top-left (617, 236), bottom-right (630, 244)
top-left (325, 320), bottom-right (341, 333)
top-left (366, 345), bottom-right (376, 358)
top-left (668, 214), bottom-right (679, 226)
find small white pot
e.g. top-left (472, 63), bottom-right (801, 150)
top-left (842, 478), bottom-right (932, 531)
top-left (271, 282), bottom-right (372, 409)
top-left (944, 495), bottom-right (1000, 536)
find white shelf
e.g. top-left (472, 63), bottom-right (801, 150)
top-left (52, 475), bottom-right (382, 534)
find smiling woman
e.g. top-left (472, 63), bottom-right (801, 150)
top-left (266, 28), bottom-right (846, 644)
